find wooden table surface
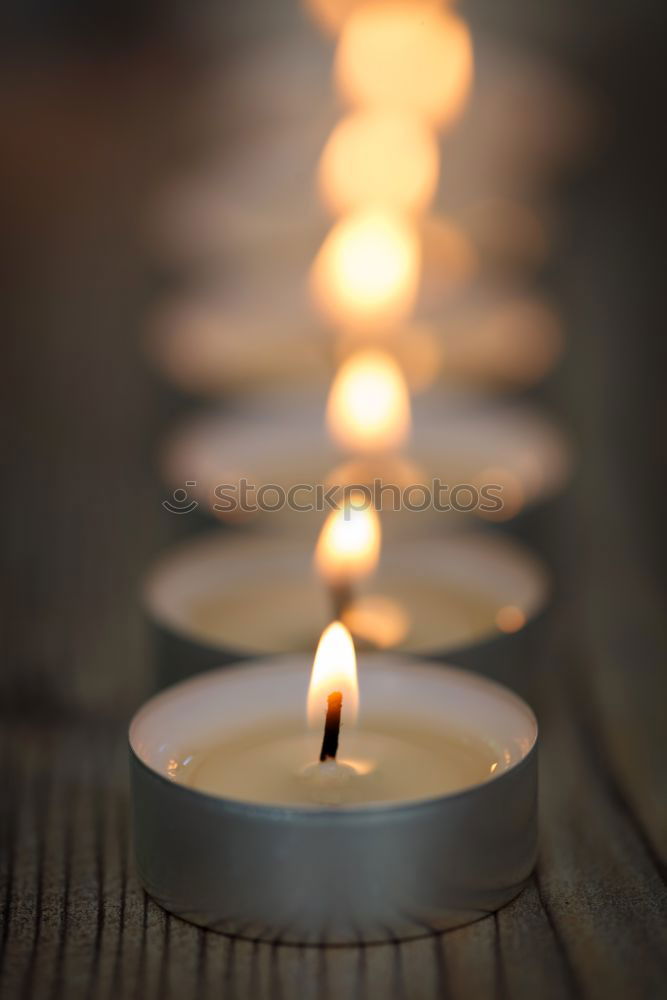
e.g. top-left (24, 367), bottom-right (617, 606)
top-left (1, 4), bottom-right (666, 998)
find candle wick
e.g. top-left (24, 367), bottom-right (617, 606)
top-left (330, 581), bottom-right (353, 622)
top-left (319, 691), bottom-right (343, 762)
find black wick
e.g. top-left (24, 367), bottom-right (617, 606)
top-left (319, 691), bottom-right (343, 762)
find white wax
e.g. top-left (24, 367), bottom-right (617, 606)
top-left (145, 530), bottom-right (548, 657)
top-left (174, 718), bottom-right (499, 806)
top-left (131, 655), bottom-right (536, 812)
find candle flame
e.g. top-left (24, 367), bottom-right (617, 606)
top-left (307, 621), bottom-right (359, 728)
top-left (310, 208), bottom-right (420, 330)
top-left (318, 108), bottom-right (439, 216)
top-left (335, 2), bottom-right (473, 127)
top-left (314, 492), bottom-right (381, 585)
top-left (326, 349), bottom-right (411, 453)
top-left (304, 0), bottom-right (445, 37)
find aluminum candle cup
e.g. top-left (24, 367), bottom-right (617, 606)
top-left (129, 656), bottom-right (538, 944)
top-left (161, 390), bottom-right (570, 531)
top-left (143, 529), bottom-right (549, 688)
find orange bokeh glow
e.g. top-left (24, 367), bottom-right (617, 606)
top-left (342, 594), bottom-right (410, 648)
top-left (495, 605), bottom-right (526, 634)
top-left (307, 621), bottom-right (359, 727)
top-left (326, 349), bottom-right (411, 453)
top-left (303, 0), bottom-right (444, 36)
top-left (336, 325), bottom-right (442, 393)
top-left (311, 209), bottom-right (420, 330)
top-left (335, 2), bottom-right (473, 126)
top-left (318, 109), bottom-right (439, 216)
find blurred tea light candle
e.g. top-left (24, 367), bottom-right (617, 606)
top-left (143, 529), bottom-right (550, 680)
top-left (171, 623), bottom-right (505, 806)
top-left (145, 289), bottom-right (562, 397)
top-left (325, 349), bottom-right (411, 453)
top-left (160, 391), bottom-right (571, 531)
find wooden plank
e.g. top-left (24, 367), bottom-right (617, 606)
top-left (580, 545), bottom-right (667, 867)
top-left (534, 629), bottom-right (667, 1000)
top-left (440, 914), bottom-right (498, 1000)
top-left (397, 935), bottom-right (445, 1000)
top-left (1, 736), bottom-right (41, 1000)
top-left (496, 879), bottom-right (577, 1000)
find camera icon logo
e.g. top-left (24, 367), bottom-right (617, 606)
top-left (162, 482), bottom-right (199, 514)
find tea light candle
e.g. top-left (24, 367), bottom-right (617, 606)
top-left (130, 639), bottom-right (538, 943)
top-left (143, 528), bottom-right (549, 687)
top-left (161, 388), bottom-right (570, 530)
top-left (145, 287), bottom-right (562, 398)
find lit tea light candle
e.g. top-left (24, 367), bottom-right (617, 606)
top-left (130, 627), bottom-right (538, 941)
top-left (143, 528), bottom-right (549, 689)
top-left (161, 389), bottom-right (570, 531)
top-left (314, 491), bottom-right (381, 620)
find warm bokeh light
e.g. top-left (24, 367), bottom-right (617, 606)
top-left (311, 209), bottom-right (420, 330)
top-left (390, 326), bottom-right (443, 393)
top-left (420, 216), bottom-right (477, 302)
top-left (304, 0), bottom-right (444, 36)
top-left (495, 605), bottom-right (526, 633)
top-left (342, 594), bottom-right (410, 648)
top-left (475, 466), bottom-right (525, 521)
top-left (335, 2), bottom-right (473, 126)
top-left (470, 299), bottom-right (563, 384)
top-left (336, 325), bottom-right (443, 393)
top-left (325, 453), bottom-right (424, 492)
top-left (429, 296), bottom-right (562, 388)
top-left (307, 621), bottom-right (359, 727)
top-left (326, 349), bottom-right (411, 453)
top-left (462, 199), bottom-right (548, 273)
top-left (318, 109), bottom-right (439, 216)
top-left (314, 494), bottom-right (381, 586)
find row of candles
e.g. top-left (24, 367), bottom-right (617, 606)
top-left (131, 0), bottom-right (572, 943)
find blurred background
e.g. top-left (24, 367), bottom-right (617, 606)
top-left (1, 0), bottom-right (666, 994)
top-left (1, 0), bottom-right (664, 715)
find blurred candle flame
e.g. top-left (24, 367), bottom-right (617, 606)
top-left (318, 108), bottom-right (439, 215)
top-left (336, 325), bottom-right (442, 394)
top-left (314, 492), bottom-right (381, 586)
top-left (310, 208), bottom-right (420, 330)
top-left (335, 2), bottom-right (473, 126)
top-left (304, 0), bottom-right (444, 36)
top-left (307, 621), bottom-right (359, 727)
top-left (326, 349), bottom-right (411, 453)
